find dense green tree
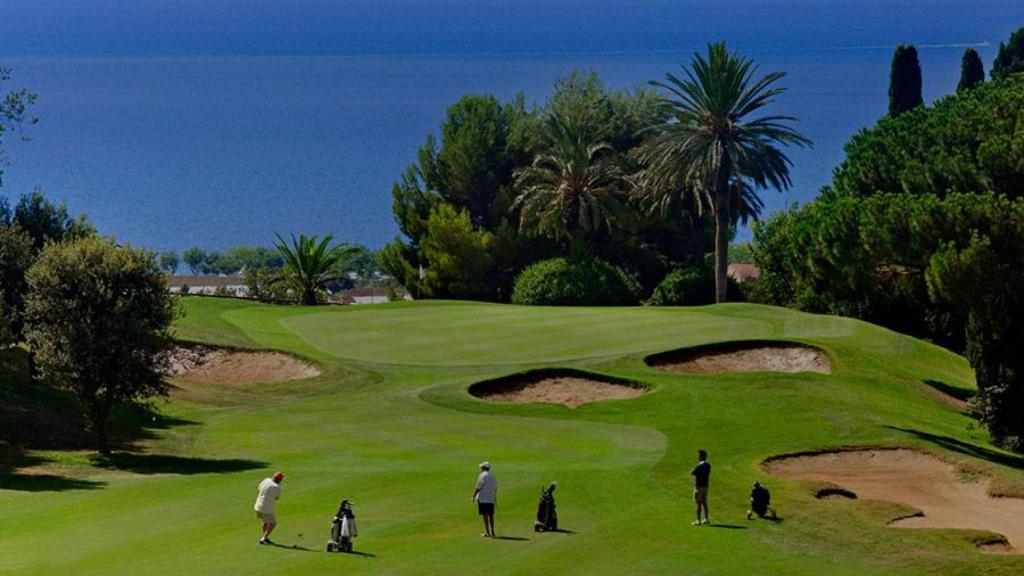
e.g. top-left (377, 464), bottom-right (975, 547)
top-left (829, 75), bottom-right (1024, 200)
top-left (927, 231), bottom-right (1024, 451)
top-left (646, 43), bottom-right (809, 303)
top-left (889, 45), bottom-right (924, 116)
top-left (419, 204), bottom-right (495, 300)
top-left (513, 112), bottom-right (627, 249)
top-left (24, 237), bottom-right (174, 454)
top-left (10, 190), bottom-right (93, 251)
top-left (158, 251), bottom-right (179, 274)
top-left (957, 48), bottom-right (985, 93)
top-left (992, 26), bottom-right (1024, 80)
top-left (0, 223), bottom-right (33, 344)
top-left (274, 234), bottom-right (354, 305)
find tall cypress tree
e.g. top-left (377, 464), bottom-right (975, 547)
top-left (992, 27), bottom-right (1024, 80)
top-left (957, 48), bottom-right (985, 92)
top-left (889, 44), bottom-right (923, 116)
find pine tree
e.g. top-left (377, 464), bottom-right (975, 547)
top-left (992, 27), bottom-right (1024, 80)
top-left (957, 48), bottom-right (985, 92)
top-left (889, 45), bottom-right (923, 116)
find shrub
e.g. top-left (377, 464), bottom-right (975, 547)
top-left (511, 256), bottom-right (638, 306)
top-left (648, 266), bottom-right (741, 306)
top-left (178, 283), bottom-right (190, 296)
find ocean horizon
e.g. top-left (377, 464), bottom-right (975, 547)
top-left (2, 1), bottom-right (1023, 253)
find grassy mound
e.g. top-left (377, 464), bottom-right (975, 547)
top-left (2, 298), bottom-right (1022, 575)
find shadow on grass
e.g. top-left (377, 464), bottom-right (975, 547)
top-left (885, 426), bottom-right (1024, 470)
top-left (269, 543), bottom-right (316, 552)
top-left (91, 453), bottom-right (266, 475)
top-left (494, 535), bottom-right (530, 541)
top-left (705, 524), bottom-right (747, 530)
top-left (923, 379), bottom-right (975, 402)
top-left (346, 550), bottom-right (377, 558)
top-left (0, 473), bottom-right (105, 491)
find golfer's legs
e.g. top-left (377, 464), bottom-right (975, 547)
top-left (265, 521), bottom-right (277, 539)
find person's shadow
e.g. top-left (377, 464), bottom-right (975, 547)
top-left (269, 543), bottom-right (316, 552)
top-left (493, 535), bottom-right (530, 541)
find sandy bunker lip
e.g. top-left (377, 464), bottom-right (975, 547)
top-left (646, 340), bottom-right (832, 375)
top-left (169, 345), bottom-right (320, 383)
top-left (766, 448), bottom-right (1024, 554)
top-left (469, 369), bottom-right (647, 408)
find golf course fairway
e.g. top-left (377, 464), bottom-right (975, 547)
top-left (3, 298), bottom-right (1024, 575)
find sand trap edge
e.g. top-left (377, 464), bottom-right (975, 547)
top-left (468, 368), bottom-right (649, 408)
top-left (644, 339), bottom-right (833, 374)
top-left (169, 343), bottom-right (321, 384)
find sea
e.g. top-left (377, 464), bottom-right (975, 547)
top-left (2, 0), bottom-right (1023, 253)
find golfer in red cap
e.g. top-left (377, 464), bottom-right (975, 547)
top-left (254, 471), bottom-right (284, 545)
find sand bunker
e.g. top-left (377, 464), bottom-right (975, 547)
top-left (470, 371), bottom-right (646, 408)
top-left (647, 341), bottom-right (831, 374)
top-left (169, 345), bottom-right (319, 383)
top-left (767, 449), bottom-right (1024, 553)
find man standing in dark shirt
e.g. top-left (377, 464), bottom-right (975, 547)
top-left (691, 449), bottom-right (711, 526)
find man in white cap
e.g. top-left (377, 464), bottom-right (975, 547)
top-left (472, 461), bottom-right (497, 537)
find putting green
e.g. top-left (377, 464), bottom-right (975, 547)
top-left (2, 298), bottom-right (1022, 575)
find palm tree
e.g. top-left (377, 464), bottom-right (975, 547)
top-left (274, 233), bottom-right (354, 305)
top-left (512, 112), bottom-right (626, 251)
top-left (641, 42), bottom-right (810, 302)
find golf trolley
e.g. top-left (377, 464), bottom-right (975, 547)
top-left (327, 499), bottom-right (357, 552)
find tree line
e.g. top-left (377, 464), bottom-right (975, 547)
top-left (383, 43), bottom-right (808, 306)
top-left (752, 28), bottom-right (1024, 451)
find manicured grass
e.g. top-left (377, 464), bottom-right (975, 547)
top-left (3, 297), bottom-right (1022, 575)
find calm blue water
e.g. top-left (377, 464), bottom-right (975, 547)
top-left (2, 1), bottom-right (1023, 252)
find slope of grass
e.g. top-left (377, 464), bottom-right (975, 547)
top-left (2, 297), bottom-right (1022, 575)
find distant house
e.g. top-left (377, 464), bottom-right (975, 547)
top-left (167, 274), bottom-right (248, 296)
top-left (727, 262), bottom-right (760, 283)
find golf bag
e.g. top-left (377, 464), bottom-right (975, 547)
top-left (748, 482), bottom-right (776, 519)
top-left (534, 483), bottom-right (558, 532)
top-left (327, 499), bottom-right (357, 552)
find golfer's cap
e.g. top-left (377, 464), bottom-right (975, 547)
top-left (273, 471), bottom-right (284, 481)
top-left (479, 461), bottom-right (491, 469)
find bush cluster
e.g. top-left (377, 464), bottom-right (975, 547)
top-left (511, 256), bottom-right (638, 306)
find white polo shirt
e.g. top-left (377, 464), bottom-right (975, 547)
top-left (254, 478), bottom-right (281, 513)
top-left (476, 470), bottom-right (497, 504)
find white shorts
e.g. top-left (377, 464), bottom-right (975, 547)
top-left (256, 510), bottom-right (277, 524)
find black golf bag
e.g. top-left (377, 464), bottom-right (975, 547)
top-left (327, 499), bottom-right (357, 552)
top-left (534, 483), bottom-right (558, 532)
top-left (748, 482), bottom-right (776, 519)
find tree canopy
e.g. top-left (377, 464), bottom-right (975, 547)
top-left (888, 44), bottom-right (923, 116)
top-left (24, 237), bottom-right (175, 454)
top-left (992, 26), bottom-right (1024, 80)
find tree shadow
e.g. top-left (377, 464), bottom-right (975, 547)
top-left (923, 379), bottom-right (975, 402)
top-left (90, 453), bottom-right (265, 475)
top-left (884, 426), bottom-right (1024, 470)
top-left (0, 348), bottom-right (221, 490)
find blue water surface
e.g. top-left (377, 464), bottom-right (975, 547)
top-left (1, 1), bottom-right (1022, 251)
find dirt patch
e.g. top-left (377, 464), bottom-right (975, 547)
top-left (767, 448), bottom-right (1024, 554)
top-left (647, 341), bottom-right (831, 375)
top-left (470, 370), bottom-right (646, 408)
top-left (169, 346), bottom-right (319, 384)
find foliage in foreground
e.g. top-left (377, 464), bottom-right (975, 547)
top-left (511, 256), bottom-right (638, 306)
top-left (24, 236), bottom-right (174, 454)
